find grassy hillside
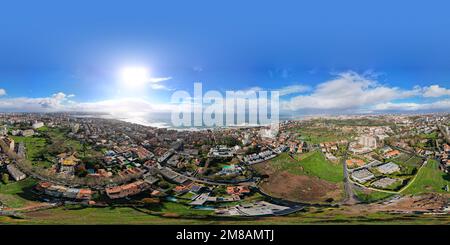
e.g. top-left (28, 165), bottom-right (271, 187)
top-left (0, 178), bottom-right (38, 208)
top-left (296, 151), bottom-right (343, 183)
top-left (266, 151), bottom-right (343, 183)
top-left (402, 159), bottom-right (450, 195)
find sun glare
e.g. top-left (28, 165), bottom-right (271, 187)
top-left (120, 66), bottom-right (150, 88)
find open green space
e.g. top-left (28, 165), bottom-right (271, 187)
top-left (405, 156), bottom-right (424, 167)
top-left (296, 127), bottom-right (351, 144)
top-left (0, 201), bottom-right (214, 225)
top-left (353, 189), bottom-right (394, 203)
top-left (401, 159), bottom-right (450, 195)
top-left (46, 128), bottom-right (101, 157)
top-left (1, 204), bottom-right (449, 225)
top-left (290, 123), bottom-right (356, 144)
top-left (268, 151), bottom-right (343, 183)
top-left (11, 127), bottom-right (102, 170)
top-left (0, 178), bottom-right (38, 208)
top-left (419, 132), bottom-right (438, 140)
top-left (10, 135), bottom-right (52, 168)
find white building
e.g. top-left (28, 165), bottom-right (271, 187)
top-left (22, 129), bottom-right (35, 137)
top-left (6, 164), bottom-right (26, 181)
top-left (32, 122), bottom-right (45, 129)
top-left (358, 135), bottom-right (377, 149)
top-left (71, 123), bottom-right (80, 133)
top-left (351, 169), bottom-right (375, 183)
top-left (376, 162), bottom-right (400, 174)
top-left (0, 125), bottom-right (7, 136)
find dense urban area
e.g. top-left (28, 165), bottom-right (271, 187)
top-left (0, 113), bottom-right (449, 224)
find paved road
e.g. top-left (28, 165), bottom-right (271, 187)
top-left (341, 144), bottom-right (358, 205)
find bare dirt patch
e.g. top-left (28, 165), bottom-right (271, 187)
top-left (257, 168), bottom-right (343, 203)
top-left (337, 193), bottom-right (450, 216)
top-left (370, 193), bottom-right (448, 213)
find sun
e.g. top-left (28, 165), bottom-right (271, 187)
top-left (119, 66), bottom-right (150, 88)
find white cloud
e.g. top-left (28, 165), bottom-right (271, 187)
top-left (148, 83), bottom-right (173, 91)
top-left (373, 100), bottom-right (450, 111)
top-left (283, 71), bottom-right (420, 111)
top-left (422, 85), bottom-right (450, 97)
top-left (1, 73), bottom-right (450, 116)
top-left (148, 76), bottom-right (172, 84)
top-left (0, 92), bottom-right (74, 112)
top-left (0, 92), bottom-right (179, 119)
top-left (145, 76), bottom-right (172, 90)
top-left (239, 84), bottom-right (309, 96)
top-left (278, 85), bottom-right (311, 96)
top-left (0, 88), bottom-right (6, 96)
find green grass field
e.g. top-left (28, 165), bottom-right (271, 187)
top-left (401, 159), bottom-right (450, 195)
top-left (405, 156), bottom-right (424, 167)
top-left (268, 151), bottom-right (343, 183)
top-left (10, 135), bottom-right (53, 168)
top-left (0, 178), bottom-right (38, 208)
top-left (419, 132), bottom-right (438, 140)
top-left (353, 188), bottom-right (394, 203)
top-left (296, 127), bottom-right (354, 144)
top-left (297, 151), bottom-right (343, 182)
top-left (11, 127), bottom-right (102, 170)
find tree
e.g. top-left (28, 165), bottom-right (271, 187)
top-left (2, 173), bottom-right (9, 184)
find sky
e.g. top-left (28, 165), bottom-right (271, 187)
top-left (1, 0), bottom-right (450, 121)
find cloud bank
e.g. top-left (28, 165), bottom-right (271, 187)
top-left (1, 71), bottom-right (450, 116)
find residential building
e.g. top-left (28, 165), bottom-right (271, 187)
top-left (6, 164), bottom-right (26, 181)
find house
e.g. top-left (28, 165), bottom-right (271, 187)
top-left (158, 149), bottom-right (175, 163)
top-left (105, 180), bottom-right (150, 199)
top-left (133, 146), bottom-right (154, 160)
top-left (35, 182), bottom-right (93, 200)
top-left (76, 189), bottom-right (93, 200)
top-left (351, 169), bottom-right (375, 183)
top-left (444, 144), bottom-right (450, 154)
top-left (189, 193), bottom-right (210, 206)
top-left (226, 186), bottom-right (251, 196)
top-left (6, 164), bottom-right (26, 181)
top-left (58, 153), bottom-right (80, 175)
top-left (380, 146), bottom-right (392, 154)
top-left (219, 164), bottom-right (243, 175)
top-left (189, 184), bottom-right (204, 193)
top-left (172, 184), bottom-right (187, 193)
top-left (346, 159), bottom-right (365, 168)
top-left (143, 174), bottom-right (159, 185)
top-left (209, 145), bottom-right (234, 158)
top-left (385, 150), bottom-right (400, 158)
top-left (376, 162), bottom-right (400, 174)
top-left (325, 153), bottom-right (337, 161)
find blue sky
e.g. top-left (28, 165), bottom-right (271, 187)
top-left (1, 0), bottom-right (450, 116)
